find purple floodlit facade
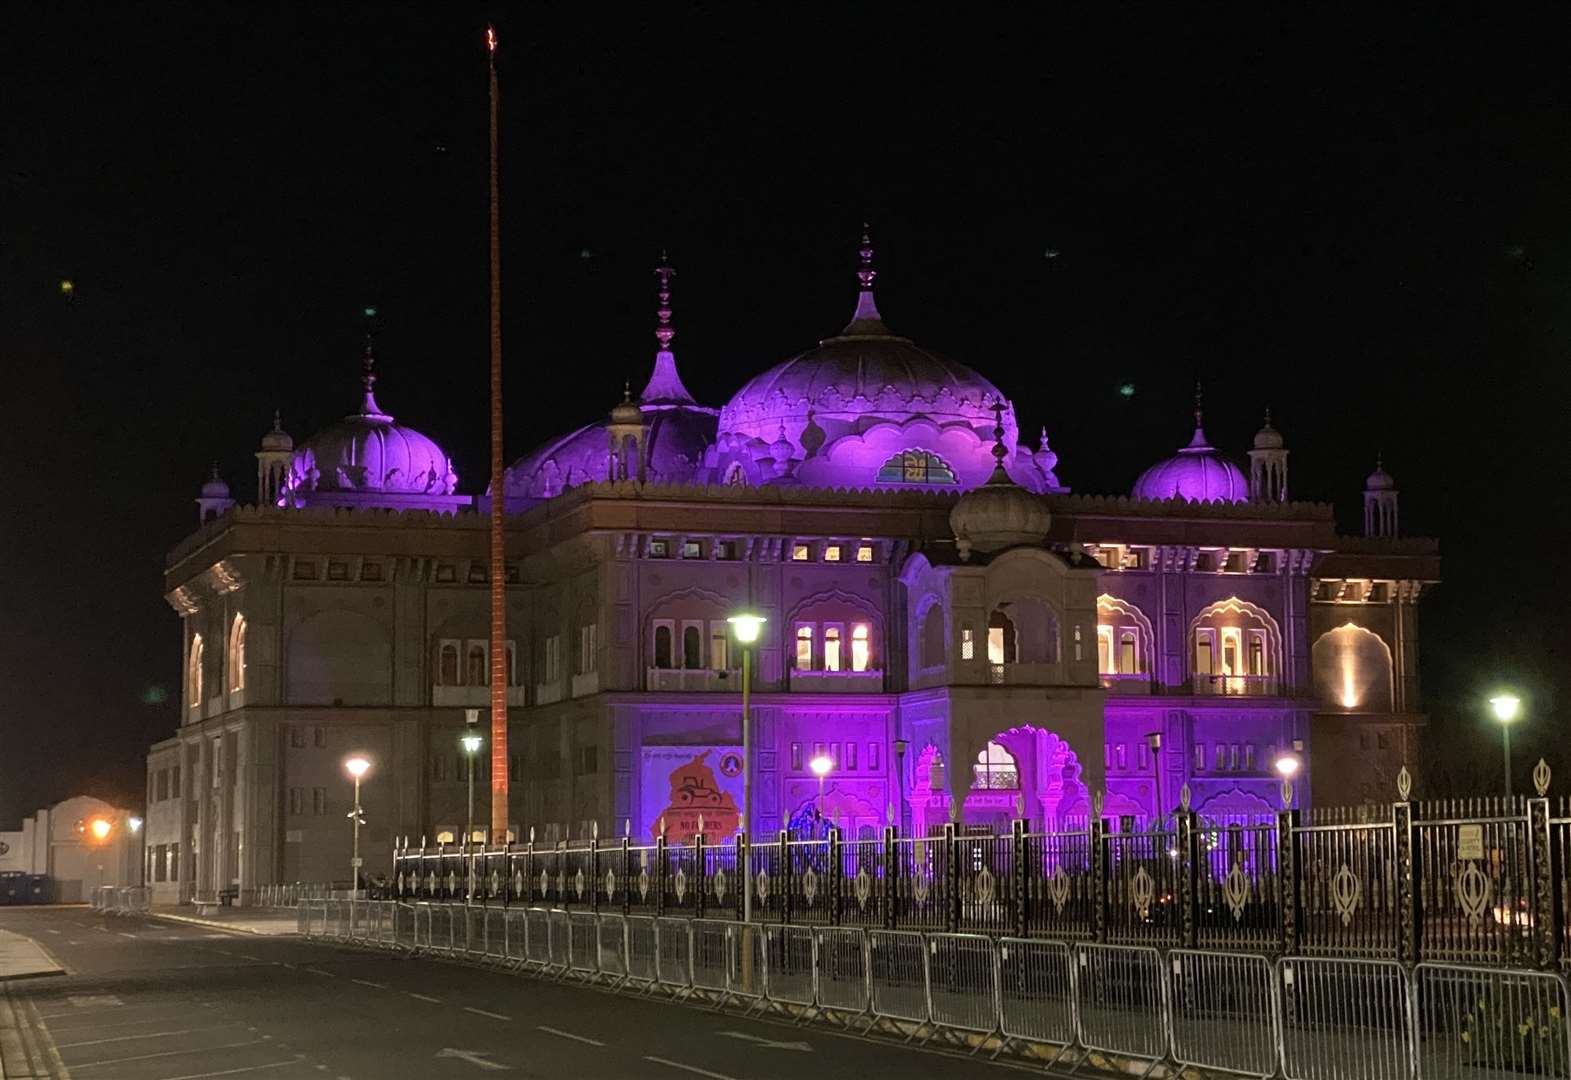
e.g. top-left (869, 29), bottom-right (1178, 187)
top-left (147, 232), bottom-right (1438, 902)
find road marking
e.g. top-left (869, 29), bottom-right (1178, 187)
top-left (45, 928), bottom-right (61, 934)
top-left (645, 1056), bottom-right (741, 1080)
top-left (238, 953), bottom-right (263, 961)
top-left (164, 1059), bottom-right (303, 1080)
top-left (464, 1006), bottom-right (511, 1021)
top-left (54, 1025), bottom-right (233, 1049)
top-left (536, 1025), bottom-right (604, 1046)
top-left (435, 1047), bottom-right (510, 1070)
top-left (718, 1029), bottom-right (812, 1051)
top-left (351, 978), bottom-right (386, 989)
top-left (304, 967), bottom-right (336, 977)
top-left (408, 993), bottom-right (443, 1003)
top-left (70, 1038), bottom-right (266, 1071)
top-left (118, 931), bottom-right (138, 939)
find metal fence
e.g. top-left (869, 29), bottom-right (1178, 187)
top-left (387, 763), bottom-right (1571, 970)
top-left (90, 885), bottom-right (151, 915)
top-left (296, 897), bottom-right (1571, 1080)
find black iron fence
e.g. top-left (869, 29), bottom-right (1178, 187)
top-left (390, 763), bottom-right (1571, 970)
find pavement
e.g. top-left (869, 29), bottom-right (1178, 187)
top-left (0, 906), bottom-right (1030, 1080)
top-left (148, 906), bottom-right (300, 937)
top-left (0, 932), bottom-right (65, 982)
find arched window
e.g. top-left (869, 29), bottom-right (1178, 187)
top-left (851, 623), bottom-right (871, 672)
top-left (187, 634), bottom-right (204, 705)
top-left (795, 625), bottom-right (814, 670)
top-left (823, 626), bottom-right (842, 672)
top-left (920, 605), bottom-right (946, 668)
top-left (438, 643), bottom-right (460, 685)
top-left (654, 625), bottom-right (673, 669)
top-left (227, 615), bottom-right (247, 693)
top-left (877, 450), bottom-right (958, 485)
top-left (465, 644), bottom-right (486, 685)
top-left (724, 462), bottom-right (747, 486)
top-left (1119, 631), bottom-right (1138, 674)
top-left (987, 610), bottom-right (1017, 665)
top-left (972, 741), bottom-right (1020, 790)
top-left (682, 625), bottom-right (702, 670)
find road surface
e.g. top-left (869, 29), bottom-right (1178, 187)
top-left (0, 907), bottom-right (1021, 1079)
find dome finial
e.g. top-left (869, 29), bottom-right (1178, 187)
top-left (638, 253), bottom-right (698, 405)
top-left (624, 380), bottom-right (633, 403)
top-left (841, 222), bottom-right (889, 335)
top-left (1185, 378), bottom-right (1211, 449)
top-left (990, 398), bottom-right (1008, 468)
top-left (356, 308), bottom-right (390, 420)
top-left (272, 409), bottom-right (283, 433)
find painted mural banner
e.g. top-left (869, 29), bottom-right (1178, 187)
top-left (641, 746), bottom-right (743, 843)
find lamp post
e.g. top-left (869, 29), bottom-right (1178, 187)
top-left (462, 711), bottom-right (484, 904)
top-left (810, 753), bottom-right (833, 810)
top-left (344, 756), bottom-right (371, 895)
top-left (128, 816), bottom-right (144, 887)
top-left (727, 612), bottom-right (766, 924)
top-left (1490, 693), bottom-right (1522, 797)
top-left (893, 738), bottom-right (908, 833)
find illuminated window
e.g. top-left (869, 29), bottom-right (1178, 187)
top-left (653, 624), bottom-right (673, 669)
top-left (824, 544), bottom-right (843, 562)
top-left (716, 540), bottom-right (739, 560)
top-left (438, 642), bottom-right (459, 685)
top-left (824, 626), bottom-right (842, 671)
top-left (648, 539), bottom-right (669, 558)
top-left (682, 540), bottom-right (703, 559)
top-left (795, 625), bottom-right (814, 670)
top-left (856, 544), bottom-right (874, 563)
top-left (960, 626), bottom-right (975, 660)
top-left (877, 450), bottom-right (958, 484)
top-left (435, 830), bottom-right (456, 845)
top-left (466, 643), bottom-right (486, 685)
top-left (791, 543), bottom-right (811, 561)
top-left (187, 634), bottom-right (204, 706)
top-left (228, 615), bottom-right (247, 693)
top-left (1119, 632), bottom-right (1137, 674)
top-left (1248, 634), bottom-right (1265, 676)
top-left (709, 622), bottom-right (729, 671)
top-left (972, 742), bottom-right (1020, 790)
top-left (851, 623), bottom-right (871, 672)
top-left (1194, 631), bottom-right (1214, 677)
top-left (1097, 627), bottom-right (1113, 674)
top-left (987, 610), bottom-right (1016, 665)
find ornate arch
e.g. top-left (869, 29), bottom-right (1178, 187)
top-left (227, 614), bottom-right (247, 693)
top-left (1097, 594), bottom-right (1154, 674)
top-left (784, 587), bottom-right (881, 628)
top-left (1312, 622), bottom-right (1394, 710)
top-left (1189, 596), bottom-right (1284, 672)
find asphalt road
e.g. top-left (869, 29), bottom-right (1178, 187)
top-left (0, 907), bottom-right (1023, 1080)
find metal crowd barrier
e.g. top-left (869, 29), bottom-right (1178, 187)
top-left (294, 901), bottom-right (1571, 1080)
top-left (90, 885), bottom-right (152, 916)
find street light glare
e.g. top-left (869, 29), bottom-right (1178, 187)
top-left (89, 818), bottom-right (112, 840)
top-left (128, 816), bottom-right (143, 833)
top-left (727, 613), bottom-right (766, 643)
top-left (460, 734), bottom-right (483, 753)
top-left (1490, 694), bottom-right (1521, 724)
top-left (1274, 755), bottom-right (1300, 778)
top-left (344, 756), bottom-right (372, 779)
top-left (809, 754), bottom-right (833, 778)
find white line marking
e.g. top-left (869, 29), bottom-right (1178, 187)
top-left (464, 1006), bottom-right (511, 1021)
top-left (644, 1057), bottom-right (741, 1080)
top-left (118, 931), bottom-right (138, 939)
top-left (55, 1026), bottom-right (227, 1049)
top-left (303, 967), bottom-right (336, 977)
top-left (408, 993), bottom-right (442, 1003)
top-left (162, 1059), bottom-right (302, 1080)
top-left (537, 1025), bottom-right (604, 1046)
top-left (70, 1039), bottom-right (266, 1071)
top-left (46, 928), bottom-right (61, 934)
top-left (39, 1001), bottom-right (177, 1020)
top-left (350, 978), bottom-right (386, 989)
top-left (237, 954), bottom-right (263, 961)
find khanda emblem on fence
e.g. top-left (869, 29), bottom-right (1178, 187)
top-left (673, 866), bottom-right (687, 903)
top-left (755, 869), bottom-right (771, 903)
top-left (574, 867), bottom-right (586, 901)
top-left (802, 866), bottom-right (818, 906)
top-left (975, 866), bottom-right (996, 907)
top-left (912, 840), bottom-right (931, 904)
top-left (854, 867), bottom-right (872, 909)
top-left (1330, 864), bottom-right (1362, 925)
top-left (1453, 860), bottom-right (1494, 928)
top-left (538, 869), bottom-right (549, 897)
top-left (512, 869), bottom-right (523, 897)
top-left (637, 850), bottom-right (650, 901)
top-left (1131, 866), bottom-right (1155, 920)
top-left (488, 870), bottom-right (500, 895)
top-left (1048, 865), bottom-right (1071, 914)
top-left (712, 869), bottom-right (727, 902)
top-left (1223, 860), bottom-right (1250, 921)
top-left (604, 867), bottom-right (616, 900)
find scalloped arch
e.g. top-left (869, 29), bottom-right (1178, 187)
top-left (1098, 594), bottom-right (1155, 675)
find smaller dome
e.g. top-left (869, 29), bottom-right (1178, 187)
top-left (1366, 460), bottom-right (1397, 490)
top-left (610, 384), bottom-right (643, 426)
top-left (1133, 400), bottom-right (1248, 503)
top-left (200, 469), bottom-right (231, 499)
top-left (260, 411), bottom-right (294, 452)
top-left (1253, 412), bottom-right (1284, 450)
top-left (949, 415), bottom-right (1051, 559)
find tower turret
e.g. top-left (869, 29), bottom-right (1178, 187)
top-left (255, 410), bottom-right (294, 506)
top-left (1363, 456), bottom-right (1399, 538)
top-left (1248, 408), bottom-right (1289, 501)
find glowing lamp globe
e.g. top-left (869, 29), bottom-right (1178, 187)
top-left (727, 613), bottom-right (766, 644)
top-left (461, 734), bottom-right (483, 754)
top-left (344, 756), bottom-right (372, 780)
top-left (1274, 755), bottom-right (1300, 779)
top-left (128, 817), bottom-right (143, 834)
top-left (1489, 694), bottom-right (1521, 724)
top-left (89, 818), bottom-right (112, 840)
top-left (809, 754), bottom-right (834, 779)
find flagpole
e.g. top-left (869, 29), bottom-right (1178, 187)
top-left (486, 25), bottom-right (510, 844)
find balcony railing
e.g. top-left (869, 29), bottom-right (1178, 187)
top-left (787, 667), bottom-right (884, 693)
top-left (1193, 674), bottom-right (1279, 697)
top-left (646, 667), bottom-right (740, 692)
top-left (432, 686), bottom-right (527, 708)
top-left (1098, 672), bottom-right (1154, 695)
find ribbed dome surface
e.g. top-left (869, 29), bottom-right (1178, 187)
top-left (293, 415), bottom-right (456, 494)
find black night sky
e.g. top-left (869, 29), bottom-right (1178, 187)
top-left (3, 7), bottom-right (1568, 823)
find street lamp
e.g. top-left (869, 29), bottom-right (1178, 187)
top-left (344, 756), bottom-right (371, 894)
top-left (727, 612), bottom-right (766, 923)
top-left (1490, 693), bottom-right (1522, 797)
top-left (1274, 754), bottom-right (1301, 779)
top-left (462, 710), bottom-right (484, 905)
top-left (809, 753), bottom-right (833, 805)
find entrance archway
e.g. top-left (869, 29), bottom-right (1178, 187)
top-left (908, 726), bottom-right (1089, 833)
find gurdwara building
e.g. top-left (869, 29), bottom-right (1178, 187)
top-left (143, 236), bottom-right (1437, 902)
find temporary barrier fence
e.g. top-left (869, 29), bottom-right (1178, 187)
top-left (283, 898), bottom-right (1571, 1080)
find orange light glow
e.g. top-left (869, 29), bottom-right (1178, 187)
top-left (486, 26), bottom-right (497, 53)
top-left (89, 818), bottom-right (112, 840)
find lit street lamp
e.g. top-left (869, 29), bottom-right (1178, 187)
top-left (344, 756), bottom-right (371, 894)
top-left (462, 709), bottom-right (484, 904)
top-left (727, 612), bottom-right (766, 924)
top-left (1274, 754), bottom-right (1301, 779)
top-left (810, 753), bottom-right (833, 808)
top-left (1490, 693), bottom-right (1522, 797)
